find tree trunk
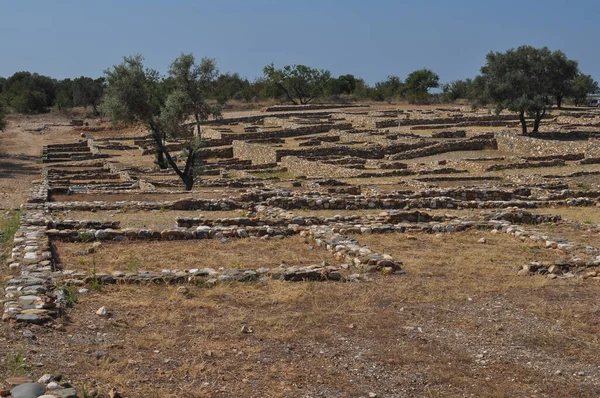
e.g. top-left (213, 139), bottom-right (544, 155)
top-left (194, 112), bottom-right (201, 137)
top-left (183, 173), bottom-right (194, 191)
top-left (556, 96), bottom-right (562, 109)
top-left (155, 148), bottom-right (168, 169)
top-left (532, 109), bottom-right (546, 133)
top-left (519, 112), bottom-right (527, 135)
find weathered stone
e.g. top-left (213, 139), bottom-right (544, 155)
top-left (10, 383), bottom-right (46, 398)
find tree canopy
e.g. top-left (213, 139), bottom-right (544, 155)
top-left (404, 68), bottom-right (440, 102)
top-left (571, 73), bottom-right (599, 106)
top-left (101, 54), bottom-right (220, 190)
top-left (373, 76), bottom-right (404, 102)
top-left (263, 64), bottom-right (331, 105)
top-left (72, 76), bottom-right (105, 113)
top-left (2, 72), bottom-right (56, 113)
top-left (474, 46), bottom-right (579, 134)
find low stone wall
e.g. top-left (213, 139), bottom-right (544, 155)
top-left (486, 159), bottom-right (565, 171)
top-left (388, 138), bottom-right (498, 160)
top-left (431, 130), bottom-right (466, 138)
top-left (262, 104), bottom-right (366, 112)
top-left (496, 132), bottom-right (600, 157)
top-left (206, 123), bottom-right (350, 143)
top-left (343, 114), bottom-right (521, 129)
top-left (281, 156), bottom-right (364, 178)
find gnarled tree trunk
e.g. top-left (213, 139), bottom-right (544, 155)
top-left (518, 111), bottom-right (527, 135)
top-left (532, 109), bottom-right (546, 133)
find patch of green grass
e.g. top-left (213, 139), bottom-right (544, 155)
top-left (128, 257), bottom-right (140, 273)
top-left (6, 350), bottom-right (27, 376)
top-left (88, 256), bottom-right (103, 292)
top-left (1, 211), bottom-right (20, 245)
top-left (78, 231), bottom-right (94, 242)
top-left (63, 285), bottom-right (79, 308)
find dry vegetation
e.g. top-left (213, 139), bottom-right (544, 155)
top-left (55, 235), bottom-right (338, 273)
top-left (4, 231), bottom-right (600, 397)
top-left (4, 106), bottom-right (600, 398)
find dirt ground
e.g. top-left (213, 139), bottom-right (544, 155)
top-left (3, 231), bottom-right (600, 397)
top-left (3, 109), bottom-right (600, 398)
top-left (0, 117), bottom-right (45, 209)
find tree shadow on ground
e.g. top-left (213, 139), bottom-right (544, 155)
top-left (0, 160), bottom-right (39, 179)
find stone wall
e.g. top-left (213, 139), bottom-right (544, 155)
top-left (388, 138), bottom-right (498, 160)
top-left (262, 104), bottom-right (366, 112)
top-left (281, 156), bottom-right (364, 178)
top-left (496, 132), bottom-right (600, 157)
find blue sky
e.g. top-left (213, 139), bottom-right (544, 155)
top-left (1, 0), bottom-right (598, 84)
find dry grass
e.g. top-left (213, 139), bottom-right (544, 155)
top-left (13, 231), bottom-right (600, 397)
top-left (535, 206), bottom-right (600, 224)
top-left (56, 209), bottom-right (249, 229)
top-left (54, 235), bottom-right (337, 272)
top-left (352, 230), bottom-right (559, 301)
top-left (50, 189), bottom-right (239, 203)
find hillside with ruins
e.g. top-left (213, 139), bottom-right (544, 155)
top-left (1, 102), bottom-right (600, 397)
top-left (2, 2), bottom-right (600, 398)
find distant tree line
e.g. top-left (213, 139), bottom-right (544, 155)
top-left (0, 45), bottom-right (598, 136)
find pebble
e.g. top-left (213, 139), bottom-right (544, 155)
top-left (46, 382), bottom-right (59, 390)
top-left (95, 306), bottom-right (109, 317)
top-left (37, 374), bottom-right (54, 384)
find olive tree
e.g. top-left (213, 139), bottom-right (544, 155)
top-left (101, 54), bottom-right (220, 190)
top-left (474, 46), bottom-right (578, 134)
top-left (73, 76), bottom-right (105, 114)
top-left (404, 69), bottom-right (439, 102)
top-left (571, 73), bottom-right (599, 106)
top-left (263, 64), bottom-right (331, 105)
top-left (168, 54), bottom-right (220, 136)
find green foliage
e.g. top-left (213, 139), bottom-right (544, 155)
top-left (168, 53), bottom-right (221, 132)
top-left (213, 72), bottom-right (250, 104)
top-left (328, 74), bottom-right (357, 96)
top-left (88, 256), bottom-right (103, 292)
top-left (101, 55), bottom-right (163, 124)
top-left (78, 231), bottom-right (94, 242)
top-left (404, 68), bottom-right (440, 102)
top-left (73, 76), bottom-right (105, 114)
top-left (263, 63), bottom-right (331, 105)
top-left (101, 54), bottom-right (169, 168)
top-left (571, 73), bottom-right (599, 106)
top-left (546, 50), bottom-right (578, 108)
top-left (63, 285), bottom-right (79, 308)
top-left (373, 75), bottom-right (404, 102)
top-left (128, 257), bottom-right (140, 272)
top-left (441, 79), bottom-right (473, 102)
top-left (55, 78), bottom-right (74, 111)
top-left (6, 350), bottom-right (27, 376)
top-left (1, 211), bottom-right (20, 245)
top-left (474, 46), bottom-right (578, 134)
top-left (2, 71), bottom-right (56, 113)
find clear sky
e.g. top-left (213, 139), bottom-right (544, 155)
top-left (1, 0), bottom-right (598, 84)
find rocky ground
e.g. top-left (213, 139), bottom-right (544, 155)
top-left (2, 107), bottom-right (600, 398)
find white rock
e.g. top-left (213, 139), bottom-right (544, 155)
top-left (96, 306), bottom-right (109, 317)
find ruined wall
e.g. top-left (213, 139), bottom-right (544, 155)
top-left (281, 156), bottom-right (364, 178)
top-left (389, 138), bottom-right (498, 160)
top-left (496, 132), bottom-right (600, 157)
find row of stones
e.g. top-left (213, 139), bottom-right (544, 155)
top-left (60, 264), bottom-right (364, 288)
top-left (2, 211), bottom-right (62, 325)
